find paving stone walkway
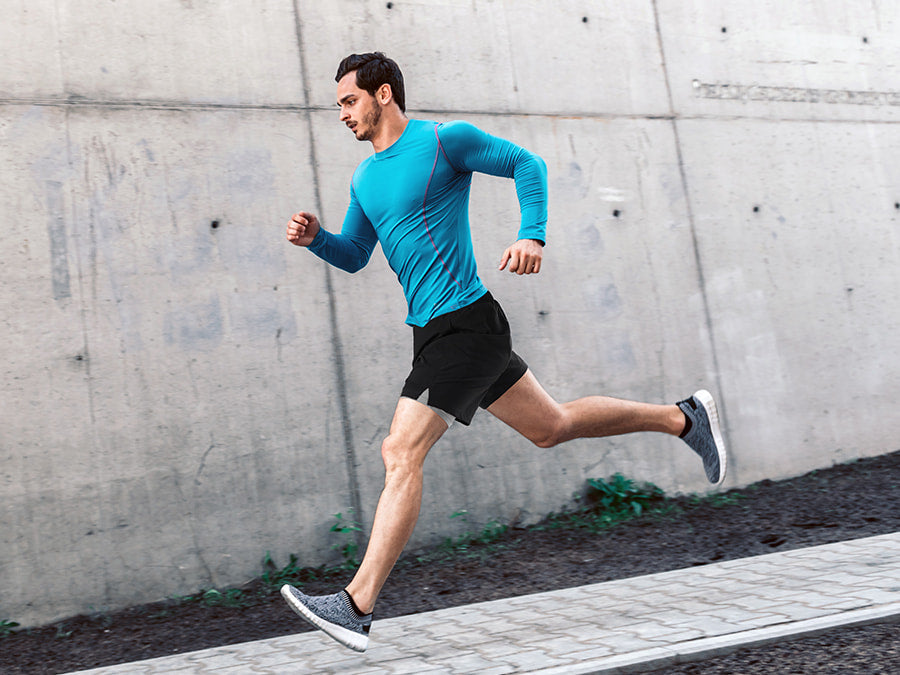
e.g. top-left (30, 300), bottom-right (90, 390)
top-left (68, 532), bottom-right (900, 674)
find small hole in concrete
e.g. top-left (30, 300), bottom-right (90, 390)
top-left (862, 36), bottom-right (868, 43)
top-left (211, 220), bottom-right (220, 229)
top-left (386, 2), bottom-right (393, 8)
top-left (612, 209), bottom-right (621, 218)
top-left (721, 26), bottom-right (727, 33)
top-left (753, 206), bottom-right (760, 213)
top-left (582, 16), bottom-right (588, 23)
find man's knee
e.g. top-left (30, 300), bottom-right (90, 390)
top-left (381, 434), bottom-right (402, 467)
top-left (530, 414), bottom-right (568, 448)
top-left (532, 431), bottom-right (560, 449)
top-left (381, 433), bottom-right (423, 475)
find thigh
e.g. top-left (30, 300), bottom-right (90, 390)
top-left (485, 369), bottom-right (564, 443)
top-left (385, 396), bottom-right (451, 463)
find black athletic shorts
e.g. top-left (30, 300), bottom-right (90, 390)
top-left (400, 291), bottom-right (528, 425)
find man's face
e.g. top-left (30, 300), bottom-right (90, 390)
top-left (337, 72), bottom-right (382, 142)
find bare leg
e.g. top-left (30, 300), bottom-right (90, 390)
top-left (344, 397), bottom-right (448, 614)
top-left (487, 369), bottom-right (685, 448)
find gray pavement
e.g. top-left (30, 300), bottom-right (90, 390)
top-left (68, 532), bottom-right (900, 674)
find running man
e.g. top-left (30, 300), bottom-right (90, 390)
top-left (282, 52), bottom-right (726, 652)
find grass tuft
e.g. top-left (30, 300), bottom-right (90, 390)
top-left (540, 473), bottom-right (671, 532)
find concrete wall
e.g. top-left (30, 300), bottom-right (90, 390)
top-left (1, 0), bottom-right (898, 626)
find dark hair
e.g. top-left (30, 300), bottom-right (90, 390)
top-left (335, 52), bottom-right (406, 113)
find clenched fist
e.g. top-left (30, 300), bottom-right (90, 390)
top-left (499, 238), bottom-right (543, 275)
top-left (286, 212), bottom-right (320, 247)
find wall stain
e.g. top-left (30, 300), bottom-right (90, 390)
top-left (45, 180), bottom-right (71, 302)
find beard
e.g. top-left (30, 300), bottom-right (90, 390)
top-left (354, 105), bottom-right (382, 141)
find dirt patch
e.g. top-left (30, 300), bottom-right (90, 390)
top-left (4, 450), bottom-right (899, 674)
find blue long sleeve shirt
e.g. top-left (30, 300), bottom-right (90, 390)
top-left (307, 119), bottom-right (548, 326)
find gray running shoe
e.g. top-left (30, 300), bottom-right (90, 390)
top-left (677, 389), bottom-right (727, 485)
top-left (280, 585), bottom-right (371, 652)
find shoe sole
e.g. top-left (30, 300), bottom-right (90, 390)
top-left (694, 389), bottom-right (727, 485)
top-left (280, 585), bottom-right (368, 652)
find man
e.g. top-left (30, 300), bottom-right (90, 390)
top-left (282, 52), bottom-right (726, 652)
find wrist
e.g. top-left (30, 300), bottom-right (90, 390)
top-left (307, 226), bottom-right (325, 250)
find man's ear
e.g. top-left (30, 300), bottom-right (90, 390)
top-left (377, 83), bottom-right (393, 106)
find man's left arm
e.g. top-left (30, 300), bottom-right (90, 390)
top-left (437, 121), bottom-right (547, 274)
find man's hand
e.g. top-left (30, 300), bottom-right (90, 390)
top-left (499, 238), bottom-right (543, 275)
top-left (286, 211), bottom-right (321, 247)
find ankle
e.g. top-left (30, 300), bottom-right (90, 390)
top-left (672, 404), bottom-right (690, 437)
top-left (343, 587), bottom-right (374, 616)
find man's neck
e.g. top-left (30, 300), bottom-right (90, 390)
top-left (371, 114), bottom-right (409, 153)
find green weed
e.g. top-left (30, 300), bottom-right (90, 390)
top-left (475, 520), bottom-right (508, 544)
top-left (585, 473), bottom-right (665, 515)
top-left (198, 588), bottom-right (248, 608)
top-left (448, 519), bottom-right (508, 552)
top-left (542, 474), bottom-right (753, 533)
top-left (0, 619), bottom-right (19, 638)
top-left (330, 511), bottom-right (363, 570)
top-left (541, 473), bottom-right (670, 532)
top-left (415, 512), bottom-right (510, 563)
top-left (261, 551), bottom-right (303, 589)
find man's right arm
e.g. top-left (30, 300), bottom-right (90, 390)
top-left (437, 121), bottom-right (547, 245)
top-left (285, 186), bottom-right (378, 273)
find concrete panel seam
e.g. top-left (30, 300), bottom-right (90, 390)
top-left (290, 0), bottom-right (365, 544)
top-left (62, 105), bottom-right (99, 432)
top-left (651, 0), bottom-right (728, 438)
top-left (5, 97), bottom-right (900, 125)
